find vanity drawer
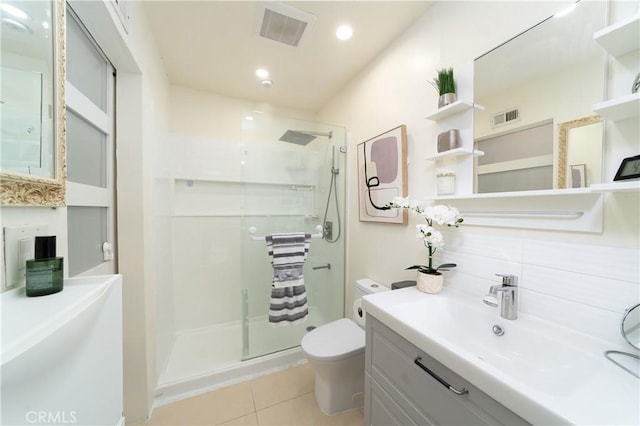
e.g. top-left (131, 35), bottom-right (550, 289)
top-left (366, 316), bottom-right (528, 426)
top-left (366, 372), bottom-right (417, 426)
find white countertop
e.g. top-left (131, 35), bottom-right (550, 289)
top-left (363, 286), bottom-right (640, 425)
top-left (1, 274), bottom-right (121, 366)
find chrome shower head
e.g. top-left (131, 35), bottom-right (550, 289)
top-left (278, 130), bottom-right (333, 145)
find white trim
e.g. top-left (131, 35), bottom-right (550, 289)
top-left (67, 182), bottom-right (110, 206)
top-left (66, 81), bottom-right (110, 133)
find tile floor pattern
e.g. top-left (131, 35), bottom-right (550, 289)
top-left (136, 363), bottom-right (364, 426)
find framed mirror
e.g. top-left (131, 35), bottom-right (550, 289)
top-left (0, 0), bottom-right (66, 206)
top-left (473, 0), bottom-right (606, 194)
top-left (557, 115), bottom-right (603, 189)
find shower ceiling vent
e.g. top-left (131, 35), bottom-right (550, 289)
top-left (258, 2), bottom-right (315, 47)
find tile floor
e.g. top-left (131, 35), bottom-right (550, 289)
top-left (136, 363), bottom-right (364, 426)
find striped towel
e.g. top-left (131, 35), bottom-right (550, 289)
top-left (266, 233), bottom-right (311, 326)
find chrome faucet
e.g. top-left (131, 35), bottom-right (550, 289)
top-left (483, 274), bottom-right (518, 320)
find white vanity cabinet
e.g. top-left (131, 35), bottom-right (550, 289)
top-left (364, 316), bottom-right (528, 426)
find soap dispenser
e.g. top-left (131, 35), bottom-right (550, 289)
top-left (26, 236), bottom-right (63, 297)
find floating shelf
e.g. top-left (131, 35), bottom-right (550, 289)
top-left (424, 148), bottom-right (484, 161)
top-left (430, 187), bottom-right (592, 201)
top-left (431, 182), bottom-right (640, 200)
top-left (590, 181), bottom-right (640, 193)
top-left (425, 100), bottom-right (476, 121)
top-left (593, 14), bottom-right (640, 57)
top-left (593, 93), bottom-right (640, 121)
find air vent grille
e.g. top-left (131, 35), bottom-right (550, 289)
top-left (260, 8), bottom-right (307, 47)
top-left (491, 108), bottom-right (520, 128)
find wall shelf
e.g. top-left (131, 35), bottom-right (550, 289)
top-left (593, 93), bottom-right (640, 121)
top-left (430, 187), bottom-right (592, 201)
top-left (424, 148), bottom-right (484, 161)
top-left (590, 181), bottom-right (640, 193)
top-left (425, 100), bottom-right (476, 121)
top-left (593, 14), bottom-right (640, 57)
top-left (429, 189), bottom-right (603, 233)
top-left (430, 182), bottom-right (640, 201)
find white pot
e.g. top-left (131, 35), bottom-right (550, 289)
top-left (416, 271), bottom-right (444, 294)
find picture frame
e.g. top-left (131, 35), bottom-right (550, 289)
top-left (357, 125), bottom-right (407, 224)
top-left (613, 155), bottom-right (640, 181)
top-left (569, 164), bottom-right (586, 188)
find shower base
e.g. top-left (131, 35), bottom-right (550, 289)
top-left (155, 308), bottom-right (327, 406)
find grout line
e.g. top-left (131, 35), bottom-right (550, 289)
top-left (248, 380), bottom-right (258, 413)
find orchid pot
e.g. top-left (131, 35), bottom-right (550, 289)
top-left (387, 197), bottom-right (463, 294)
top-left (416, 270), bottom-right (444, 294)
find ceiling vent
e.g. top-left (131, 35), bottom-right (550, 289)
top-left (258, 2), bottom-right (315, 47)
top-left (491, 107), bottom-right (520, 128)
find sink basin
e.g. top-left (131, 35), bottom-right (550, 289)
top-left (388, 294), bottom-right (598, 396)
top-left (363, 286), bottom-right (640, 425)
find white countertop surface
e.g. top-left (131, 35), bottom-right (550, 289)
top-left (1, 274), bottom-right (121, 366)
top-left (363, 286), bottom-right (640, 425)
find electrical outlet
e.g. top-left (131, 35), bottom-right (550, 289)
top-left (3, 225), bottom-right (48, 290)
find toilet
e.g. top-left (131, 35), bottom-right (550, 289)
top-left (301, 278), bottom-right (390, 415)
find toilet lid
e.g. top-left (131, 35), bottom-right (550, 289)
top-left (301, 318), bottom-right (365, 361)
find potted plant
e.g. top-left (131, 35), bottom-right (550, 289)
top-left (430, 67), bottom-right (456, 108)
top-left (387, 197), bottom-right (463, 293)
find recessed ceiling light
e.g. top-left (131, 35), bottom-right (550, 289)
top-left (261, 79), bottom-right (273, 88)
top-left (336, 25), bottom-right (353, 41)
top-left (256, 68), bottom-right (269, 79)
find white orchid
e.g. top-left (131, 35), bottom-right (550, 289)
top-left (388, 197), bottom-right (463, 274)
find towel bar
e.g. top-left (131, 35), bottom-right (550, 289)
top-left (248, 225), bottom-right (323, 241)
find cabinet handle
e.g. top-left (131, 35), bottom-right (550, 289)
top-left (414, 356), bottom-right (469, 396)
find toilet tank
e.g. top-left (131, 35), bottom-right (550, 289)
top-left (353, 279), bottom-right (389, 324)
top-left (354, 278), bottom-right (388, 299)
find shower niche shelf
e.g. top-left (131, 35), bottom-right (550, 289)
top-left (172, 176), bottom-right (317, 218)
top-left (173, 176), bottom-right (317, 188)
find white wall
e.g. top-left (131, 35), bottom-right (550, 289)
top-left (318, 1), bottom-right (639, 331)
top-left (0, 0), bottom-right (174, 422)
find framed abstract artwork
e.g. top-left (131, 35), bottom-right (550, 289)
top-left (357, 125), bottom-right (407, 224)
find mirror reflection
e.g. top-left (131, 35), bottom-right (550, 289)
top-left (622, 303), bottom-right (640, 351)
top-left (1, 0), bottom-right (56, 178)
top-left (557, 115), bottom-right (603, 189)
top-left (473, 0), bottom-right (606, 193)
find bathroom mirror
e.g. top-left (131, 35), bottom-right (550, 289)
top-left (621, 303), bottom-right (640, 351)
top-left (0, 0), bottom-right (66, 206)
top-left (474, 0), bottom-right (606, 194)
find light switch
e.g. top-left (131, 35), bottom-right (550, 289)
top-left (18, 238), bottom-right (34, 270)
top-left (3, 225), bottom-right (48, 290)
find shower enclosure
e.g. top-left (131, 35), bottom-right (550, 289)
top-left (159, 113), bottom-right (345, 400)
top-left (239, 115), bottom-right (345, 361)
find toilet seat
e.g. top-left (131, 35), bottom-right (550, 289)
top-left (301, 318), bottom-right (365, 361)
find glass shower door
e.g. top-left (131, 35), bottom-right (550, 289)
top-left (239, 114), bottom-right (346, 360)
